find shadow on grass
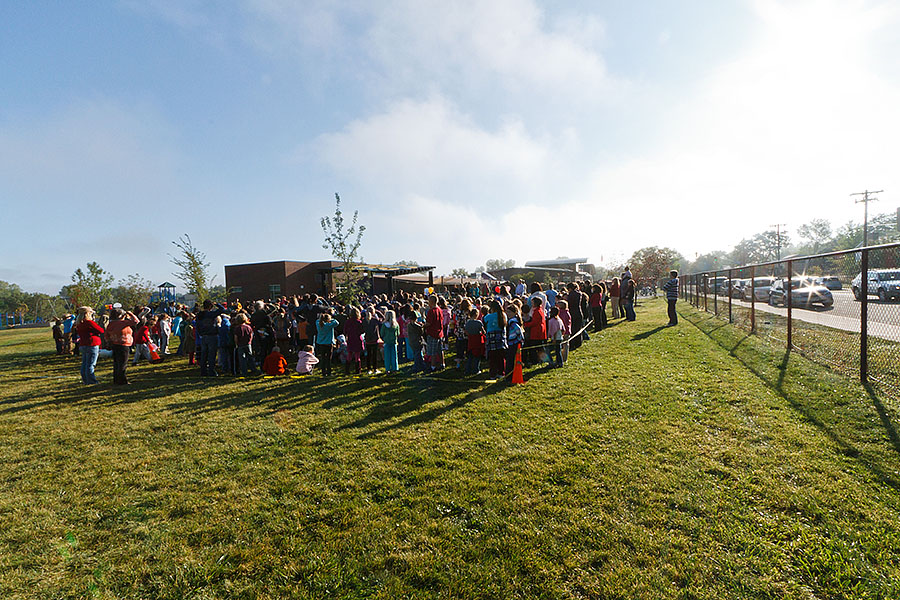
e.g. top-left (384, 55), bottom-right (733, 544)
top-left (631, 325), bottom-right (667, 341)
top-left (682, 307), bottom-right (900, 492)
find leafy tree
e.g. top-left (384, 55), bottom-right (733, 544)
top-left (171, 234), bottom-right (214, 302)
top-left (796, 219), bottom-right (833, 254)
top-left (68, 262), bottom-right (114, 309)
top-left (394, 260), bottom-right (420, 267)
top-left (689, 251), bottom-right (729, 273)
top-left (484, 258), bottom-right (516, 272)
top-left (111, 274), bottom-right (155, 309)
top-left (208, 285), bottom-right (229, 302)
top-left (24, 292), bottom-right (67, 321)
top-left (626, 247), bottom-right (684, 282)
top-left (0, 280), bottom-right (27, 314)
top-left (730, 230), bottom-right (790, 265)
top-left (450, 267), bottom-right (469, 278)
top-left (321, 193), bottom-right (366, 304)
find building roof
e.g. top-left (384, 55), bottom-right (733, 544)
top-left (317, 262), bottom-right (436, 277)
top-left (524, 258), bottom-right (590, 268)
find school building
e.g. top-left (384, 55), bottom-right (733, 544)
top-left (223, 260), bottom-right (437, 303)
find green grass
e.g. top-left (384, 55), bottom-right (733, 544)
top-left (2, 299), bottom-right (900, 599)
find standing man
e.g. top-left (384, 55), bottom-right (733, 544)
top-left (195, 300), bottom-right (225, 376)
top-left (663, 270), bottom-right (679, 326)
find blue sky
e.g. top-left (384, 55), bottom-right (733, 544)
top-left (2, 0), bottom-right (899, 294)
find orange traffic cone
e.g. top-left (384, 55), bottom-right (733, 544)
top-left (511, 347), bottom-right (525, 385)
top-left (148, 342), bottom-right (162, 363)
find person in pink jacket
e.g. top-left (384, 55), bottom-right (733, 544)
top-left (295, 345), bottom-right (319, 375)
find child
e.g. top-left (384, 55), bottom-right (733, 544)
top-left (464, 308), bottom-right (485, 375)
top-left (547, 306), bottom-right (566, 367)
top-left (263, 345), bottom-right (288, 375)
top-left (133, 318), bottom-right (152, 366)
top-left (315, 312), bottom-right (339, 377)
top-left (406, 314), bottom-right (426, 373)
top-left (52, 319), bottom-right (64, 355)
top-left (182, 318), bottom-right (196, 365)
top-left (295, 344), bottom-right (319, 375)
top-left (505, 305), bottom-right (525, 376)
top-left (343, 307), bottom-right (364, 375)
top-left (363, 308), bottom-right (381, 373)
top-left (523, 297), bottom-right (546, 366)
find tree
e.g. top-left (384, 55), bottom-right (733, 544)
top-left (68, 262), bottom-right (114, 309)
top-left (394, 259), bottom-right (420, 267)
top-left (171, 234), bottom-right (214, 302)
top-left (484, 258), bottom-right (515, 272)
top-left (321, 193), bottom-right (366, 304)
top-left (208, 285), bottom-right (229, 302)
top-left (689, 251), bottom-right (729, 273)
top-left (626, 247), bottom-right (684, 283)
top-left (450, 267), bottom-right (469, 278)
top-left (0, 280), bottom-right (26, 314)
top-left (796, 219), bottom-right (833, 254)
top-left (110, 274), bottom-right (155, 309)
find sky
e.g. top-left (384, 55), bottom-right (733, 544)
top-left (2, 0), bottom-right (900, 294)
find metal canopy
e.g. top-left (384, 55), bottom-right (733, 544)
top-left (317, 263), bottom-right (435, 277)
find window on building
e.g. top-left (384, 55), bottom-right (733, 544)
top-left (269, 284), bottom-right (281, 297)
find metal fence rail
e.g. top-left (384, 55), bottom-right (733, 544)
top-left (682, 242), bottom-right (900, 398)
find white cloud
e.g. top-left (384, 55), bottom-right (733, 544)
top-left (308, 96), bottom-right (575, 206)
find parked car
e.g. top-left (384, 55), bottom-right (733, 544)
top-left (814, 276), bottom-right (843, 291)
top-left (768, 278), bottom-right (834, 309)
top-left (708, 276), bottom-right (728, 296)
top-left (728, 278), bottom-right (748, 299)
top-left (743, 276), bottom-right (776, 302)
top-left (851, 269), bottom-right (900, 302)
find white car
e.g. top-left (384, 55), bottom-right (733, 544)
top-left (851, 269), bottom-right (900, 302)
top-left (743, 276), bottom-right (776, 302)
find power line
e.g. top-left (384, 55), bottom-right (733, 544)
top-left (851, 189), bottom-right (883, 247)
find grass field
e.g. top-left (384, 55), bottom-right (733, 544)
top-left (2, 298), bottom-right (899, 599)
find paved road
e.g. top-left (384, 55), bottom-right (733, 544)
top-left (686, 288), bottom-right (900, 342)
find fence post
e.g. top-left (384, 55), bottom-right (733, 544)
top-left (786, 259), bottom-right (793, 350)
top-left (714, 270), bottom-right (718, 316)
top-left (704, 274), bottom-right (708, 312)
top-left (750, 266), bottom-right (756, 333)
top-left (860, 248), bottom-right (868, 383)
top-left (728, 268), bottom-right (733, 323)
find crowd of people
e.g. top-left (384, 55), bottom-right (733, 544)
top-left (53, 266), bottom-right (673, 386)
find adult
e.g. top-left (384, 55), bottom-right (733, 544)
top-left (74, 307), bottom-right (104, 384)
top-left (566, 282), bottom-right (584, 350)
top-left (424, 295), bottom-right (444, 371)
top-left (62, 313), bottom-right (75, 354)
top-left (106, 308), bottom-right (139, 385)
top-left (590, 284), bottom-right (604, 332)
top-left (609, 278), bottom-right (621, 319)
top-left (195, 300), bottom-right (225, 377)
top-left (233, 313), bottom-right (258, 376)
top-left (623, 278), bottom-right (637, 321)
top-left (515, 279), bottom-right (526, 297)
top-left (662, 270), bottom-right (679, 326)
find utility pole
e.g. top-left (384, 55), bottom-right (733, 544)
top-left (851, 189), bottom-right (882, 247)
top-left (770, 223), bottom-right (786, 261)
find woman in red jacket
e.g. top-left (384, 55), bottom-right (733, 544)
top-left (523, 296), bottom-right (547, 366)
top-left (74, 306), bottom-right (105, 384)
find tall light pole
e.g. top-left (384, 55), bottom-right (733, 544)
top-left (851, 189), bottom-right (882, 247)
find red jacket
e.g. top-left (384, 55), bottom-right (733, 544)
top-left (524, 307), bottom-right (546, 340)
top-left (263, 351), bottom-right (288, 375)
top-left (76, 320), bottom-right (105, 347)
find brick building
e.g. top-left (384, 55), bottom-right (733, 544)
top-left (224, 260), bottom-right (436, 303)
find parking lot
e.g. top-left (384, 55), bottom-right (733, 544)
top-left (695, 288), bottom-right (900, 342)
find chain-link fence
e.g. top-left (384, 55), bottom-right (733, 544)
top-left (682, 242), bottom-right (900, 399)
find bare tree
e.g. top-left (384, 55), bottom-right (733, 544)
top-left (321, 193), bottom-right (366, 303)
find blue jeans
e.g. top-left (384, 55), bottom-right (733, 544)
top-left (624, 300), bottom-right (636, 321)
top-left (80, 345), bottom-right (100, 384)
top-left (465, 353), bottom-right (481, 375)
top-left (200, 335), bottom-right (219, 375)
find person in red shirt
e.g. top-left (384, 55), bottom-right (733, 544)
top-left (523, 297), bottom-right (547, 366)
top-left (424, 295), bottom-right (444, 371)
top-left (263, 345), bottom-right (288, 375)
top-left (74, 306), bottom-right (105, 384)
